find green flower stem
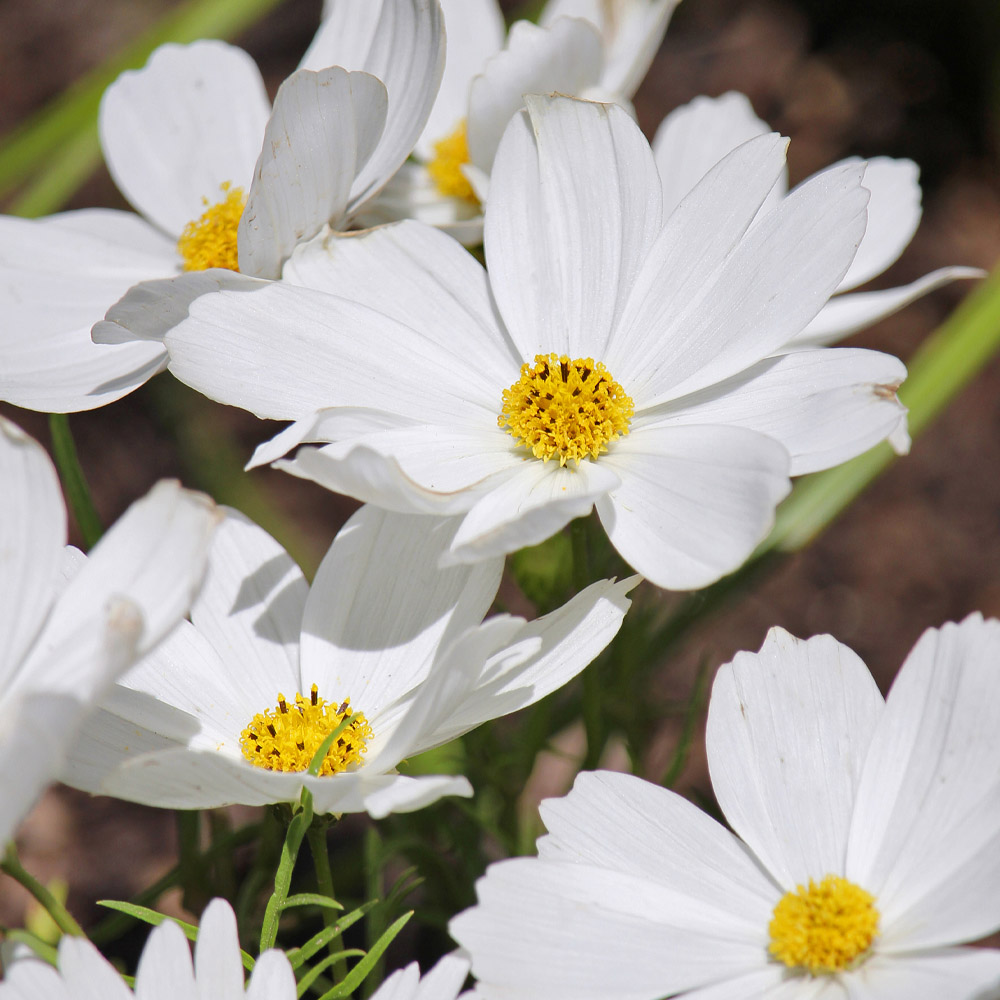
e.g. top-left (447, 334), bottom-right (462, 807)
top-left (362, 827), bottom-right (385, 999)
top-left (48, 413), bottom-right (102, 549)
top-left (259, 790), bottom-right (314, 953)
top-left (176, 811), bottom-right (208, 916)
top-left (306, 821), bottom-right (345, 970)
top-left (0, 845), bottom-right (85, 938)
top-left (0, 0), bottom-right (285, 213)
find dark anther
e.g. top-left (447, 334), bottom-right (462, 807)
top-left (311, 688), bottom-right (318, 705)
top-left (296, 741), bottom-right (305, 750)
top-left (267, 723), bottom-right (277, 737)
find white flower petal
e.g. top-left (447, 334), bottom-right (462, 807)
top-left (839, 157), bottom-right (922, 292)
top-left (611, 144), bottom-right (868, 408)
top-left (842, 949), bottom-right (1000, 999)
top-left (596, 424), bottom-right (790, 590)
top-left (245, 950), bottom-right (298, 1000)
top-left (651, 91), bottom-right (782, 219)
top-left (99, 41), bottom-right (271, 235)
top-left (299, 0), bottom-right (446, 213)
top-left (134, 918), bottom-right (196, 1000)
top-left (644, 347), bottom-right (909, 475)
top-left (55, 936), bottom-right (135, 1000)
top-left (467, 18), bottom-right (603, 175)
top-left (194, 899), bottom-right (245, 1000)
top-left (708, 628), bottom-right (884, 889)
top-left (359, 773), bottom-right (474, 820)
top-left (414, 954), bottom-right (471, 1000)
top-left (447, 459), bottom-right (621, 565)
top-left (847, 614), bottom-right (1000, 949)
top-left (674, 968), bottom-right (786, 1000)
top-left (300, 506), bottom-right (503, 714)
top-left (0, 955), bottom-right (71, 1000)
top-left (485, 95), bottom-right (662, 361)
top-left (238, 67), bottom-right (388, 279)
top-left (793, 266), bottom-right (986, 347)
top-left (0, 419), bottom-right (65, 684)
top-left (415, 0), bottom-right (506, 161)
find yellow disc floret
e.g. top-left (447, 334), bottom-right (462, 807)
top-left (427, 120), bottom-right (479, 204)
top-left (768, 874), bottom-right (879, 975)
top-left (177, 181), bottom-right (245, 272)
top-left (500, 353), bottom-right (634, 466)
top-left (239, 685), bottom-right (372, 777)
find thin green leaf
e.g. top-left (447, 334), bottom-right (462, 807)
top-left (296, 950), bottom-right (366, 998)
top-left (287, 901), bottom-right (376, 969)
top-left (280, 893), bottom-right (345, 912)
top-left (317, 912), bottom-right (413, 1000)
top-left (1, 929), bottom-right (59, 966)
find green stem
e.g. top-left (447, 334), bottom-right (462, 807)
top-left (48, 413), bottom-right (102, 549)
top-left (306, 822), bottom-right (344, 971)
top-left (362, 828), bottom-right (385, 999)
top-left (176, 811), bottom-right (207, 916)
top-left (1, 845), bottom-right (84, 938)
top-left (259, 790), bottom-right (314, 952)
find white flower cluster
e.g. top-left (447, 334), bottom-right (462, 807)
top-left (0, 0), bottom-right (997, 998)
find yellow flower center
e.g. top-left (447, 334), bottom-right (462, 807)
top-left (239, 685), bottom-right (372, 777)
top-left (177, 181), bottom-right (245, 272)
top-left (499, 353), bottom-right (634, 466)
top-left (427, 120), bottom-right (479, 204)
top-left (768, 875), bottom-right (879, 975)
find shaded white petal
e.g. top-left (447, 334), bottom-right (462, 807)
top-left (99, 41), bottom-right (270, 235)
top-left (55, 936), bottom-right (135, 1000)
top-left (0, 419), bottom-right (65, 684)
top-left (416, 0), bottom-right (506, 160)
top-left (793, 266), bottom-right (986, 347)
top-left (651, 91), bottom-right (782, 219)
top-left (415, 954), bottom-right (471, 1000)
top-left (611, 148), bottom-right (868, 408)
top-left (676, 968), bottom-right (786, 1000)
top-left (300, 506), bottom-right (503, 714)
top-left (644, 347), bottom-right (909, 475)
top-left (538, 770), bottom-right (778, 919)
top-left (451, 857), bottom-right (768, 1000)
top-left (283, 222), bottom-right (520, 394)
top-left (840, 157), bottom-right (921, 292)
top-left (134, 918), bottom-right (196, 1000)
top-left (596, 425), bottom-right (790, 590)
top-left (447, 459), bottom-right (621, 564)
top-left (360, 773), bottom-right (474, 819)
top-left (841, 949), bottom-right (1000, 999)
top-left (194, 899), bottom-right (245, 999)
top-left (847, 614), bottom-right (1000, 949)
top-left (370, 965), bottom-right (422, 1000)
top-left (0, 955), bottom-right (72, 1000)
top-left (485, 95), bottom-right (662, 360)
top-left (708, 628), bottom-right (884, 889)
top-left (467, 18), bottom-right (603, 174)
top-left (238, 68), bottom-right (387, 278)
top-left (300, 0), bottom-right (446, 213)
top-left (245, 950), bottom-right (298, 1000)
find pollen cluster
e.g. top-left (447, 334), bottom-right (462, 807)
top-left (768, 874), bottom-right (879, 975)
top-left (427, 120), bottom-right (479, 204)
top-left (500, 353), bottom-right (634, 465)
top-left (177, 181), bottom-right (245, 272)
top-left (239, 685), bottom-right (372, 777)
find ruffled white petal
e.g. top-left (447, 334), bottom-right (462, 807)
top-left (708, 628), bottom-right (884, 889)
top-left (847, 614), bottom-right (1000, 950)
top-left (238, 68), bottom-right (388, 278)
top-left (610, 146), bottom-right (868, 408)
top-left (0, 418), bottom-right (65, 685)
top-left (485, 95), bottom-right (662, 361)
top-left (300, 506), bottom-right (503, 714)
top-left (447, 458), bottom-right (621, 564)
top-left (643, 347), bottom-right (909, 475)
top-left (359, 773), bottom-right (474, 819)
top-left (467, 18), bottom-right (603, 175)
top-left (651, 91), bottom-right (783, 219)
top-left (792, 266), bottom-right (986, 347)
top-left (595, 424), bottom-right (790, 590)
top-left (99, 41), bottom-right (271, 236)
top-left (300, 0), bottom-right (446, 213)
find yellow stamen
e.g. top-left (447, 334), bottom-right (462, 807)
top-left (177, 181), bottom-right (245, 272)
top-left (239, 685), bottom-right (372, 777)
top-left (499, 353), bottom-right (634, 466)
top-left (427, 120), bottom-right (479, 204)
top-left (769, 874), bottom-right (879, 975)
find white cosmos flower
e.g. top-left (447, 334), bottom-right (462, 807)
top-left (0, 0), bottom-right (444, 413)
top-left (357, 0), bottom-right (679, 244)
top-left (450, 615), bottom-right (1000, 1000)
top-left (0, 417), bottom-right (218, 847)
top-left (653, 91), bottom-right (985, 348)
top-left (102, 94), bottom-right (908, 591)
top-left (62, 503), bottom-right (633, 818)
top-left (0, 898), bottom-right (295, 1000)
top-left (370, 953), bottom-right (471, 1000)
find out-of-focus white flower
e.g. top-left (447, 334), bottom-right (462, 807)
top-left (0, 417), bottom-right (218, 846)
top-left (358, 0), bottom-right (679, 244)
top-left (370, 953), bottom-right (471, 1000)
top-left (652, 91), bottom-right (985, 348)
top-left (0, 0), bottom-right (444, 412)
top-left (103, 95), bottom-right (908, 590)
top-left (451, 615), bottom-right (1000, 999)
top-left (63, 503), bottom-right (634, 818)
top-left (0, 898), bottom-right (295, 1000)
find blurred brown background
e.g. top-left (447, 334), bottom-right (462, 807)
top-left (1, 0), bottom-right (999, 944)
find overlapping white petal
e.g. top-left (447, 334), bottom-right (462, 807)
top-left (64, 503), bottom-right (633, 818)
top-left (369, 953), bottom-right (470, 1000)
top-left (452, 617), bottom-right (1000, 999)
